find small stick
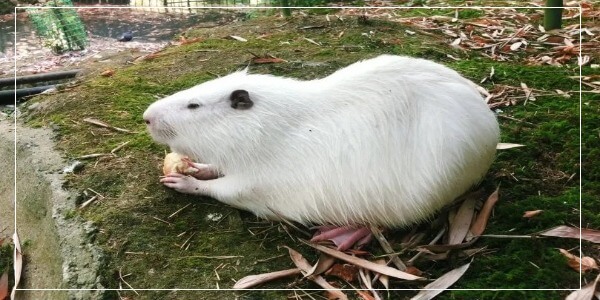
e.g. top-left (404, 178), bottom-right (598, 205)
top-left (178, 255), bottom-right (244, 260)
top-left (407, 227), bottom-right (446, 265)
top-left (87, 188), bottom-right (104, 198)
top-left (368, 225), bottom-right (407, 271)
top-left (214, 263), bottom-right (223, 281)
top-left (118, 267), bottom-right (139, 295)
top-left (254, 254), bottom-right (286, 264)
top-left (180, 232), bottom-right (196, 250)
top-left (497, 115), bottom-right (536, 126)
top-left (478, 234), bottom-right (534, 239)
top-left (77, 153), bottom-right (108, 159)
top-left (83, 117), bottom-right (133, 133)
top-left (168, 203), bottom-right (191, 219)
top-left (110, 141), bottom-right (130, 154)
top-left (152, 216), bottom-right (173, 226)
top-left (79, 195), bottom-right (98, 209)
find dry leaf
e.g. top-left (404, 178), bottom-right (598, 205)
top-left (540, 226), bottom-right (600, 243)
top-left (301, 240), bottom-right (423, 281)
top-left (496, 143), bottom-right (525, 150)
top-left (229, 35), bottom-right (247, 42)
top-left (565, 274), bottom-right (600, 300)
top-left (469, 187), bottom-right (500, 237)
top-left (285, 247), bottom-right (348, 300)
top-left (520, 82), bottom-right (536, 103)
top-left (558, 249), bottom-right (599, 273)
top-left (233, 268), bottom-right (301, 289)
top-left (12, 232), bottom-right (22, 300)
top-left (304, 37), bottom-right (321, 46)
top-left (356, 290), bottom-right (376, 300)
top-left (307, 252), bottom-right (336, 277)
top-left (448, 194), bottom-right (477, 244)
top-left (325, 264), bottom-right (358, 282)
top-left (100, 69), bottom-right (115, 77)
top-left (83, 117), bottom-right (132, 133)
top-left (450, 38), bottom-right (461, 47)
top-left (523, 210), bottom-right (543, 218)
top-left (373, 259), bottom-right (389, 289)
top-left (510, 41), bottom-right (523, 51)
top-left (410, 261), bottom-right (471, 300)
top-left (404, 266), bottom-right (423, 276)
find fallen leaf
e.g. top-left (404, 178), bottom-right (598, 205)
top-left (0, 271), bottom-right (7, 300)
top-left (358, 268), bottom-right (375, 292)
top-left (373, 259), bottom-right (389, 289)
top-left (448, 194), bottom-right (477, 244)
top-left (325, 264), bottom-right (358, 282)
top-left (304, 37), bottom-right (321, 46)
top-left (405, 266), bottom-right (423, 276)
top-left (307, 252), bottom-right (336, 277)
top-left (469, 187), bottom-right (500, 237)
top-left (558, 249), bottom-right (599, 273)
top-left (285, 246), bottom-right (348, 300)
top-left (100, 69), bottom-right (114, 77)
top-left (83, 117), bottom-right (132, 133)
top-left (301, 240), bottom-right (423, 281)
top-left (357, 290), bottom-right (376, 300)
top-left (520, 82), bottom-right (536, 103)
top-left (450, 37), bottom-right (461, 47)
top-left (523, 210), bottom-right (543, 218)
top-left (565, 274), bottom-right (599, 300)
top-left (496, 143), bottom-right (525, 150)
top-left (233, 268), bottom-right (301, 289)
top-left (510, 41), bottom-right (523, 51)
top-left (229, 35), bottom-right (247, 42)
top-left (540, 226), bottom-right (600, 243)
top-left (410, 261), bottom-right (471, 300)
top-left (12, 231), bottom-right (22, 300)
top-left (369, 225), bottom-right (406, 270)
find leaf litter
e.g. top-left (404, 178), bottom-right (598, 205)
top-left (235, 182), bottom-right (599, 299)
top-left (558, 249), bottom-right (599, 273)
top-left (235, 189), bottom-right (499, 299)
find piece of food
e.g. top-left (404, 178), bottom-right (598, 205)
top-left (163, 152), bottom-right (196, 176)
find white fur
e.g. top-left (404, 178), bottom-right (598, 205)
top-left (143, 55), bottom-right (500, 227)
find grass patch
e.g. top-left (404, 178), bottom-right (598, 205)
top-left (23, 11), bottom-right (597, 300)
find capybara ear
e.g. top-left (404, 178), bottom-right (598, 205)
top-left (230, 90), bottom-right (253, 110)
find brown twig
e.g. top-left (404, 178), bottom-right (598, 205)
top-left (368, 225), bottom-right (407, 271)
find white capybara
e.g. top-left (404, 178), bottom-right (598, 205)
top-left (143, 55), bottom-right (499, 236)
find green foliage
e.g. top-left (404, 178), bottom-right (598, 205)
top-left (26, 0), bottom-right (88, 53)
top-left (0, 240), bottom-right (13, 291)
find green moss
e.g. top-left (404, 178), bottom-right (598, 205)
top-left (0, 241), bottom-right (13, 289)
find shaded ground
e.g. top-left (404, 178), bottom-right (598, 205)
top-left (7, 2), bottom-right (600, 300)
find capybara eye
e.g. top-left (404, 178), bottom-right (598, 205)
top-left (187, 103), bottom-right (200, 109)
